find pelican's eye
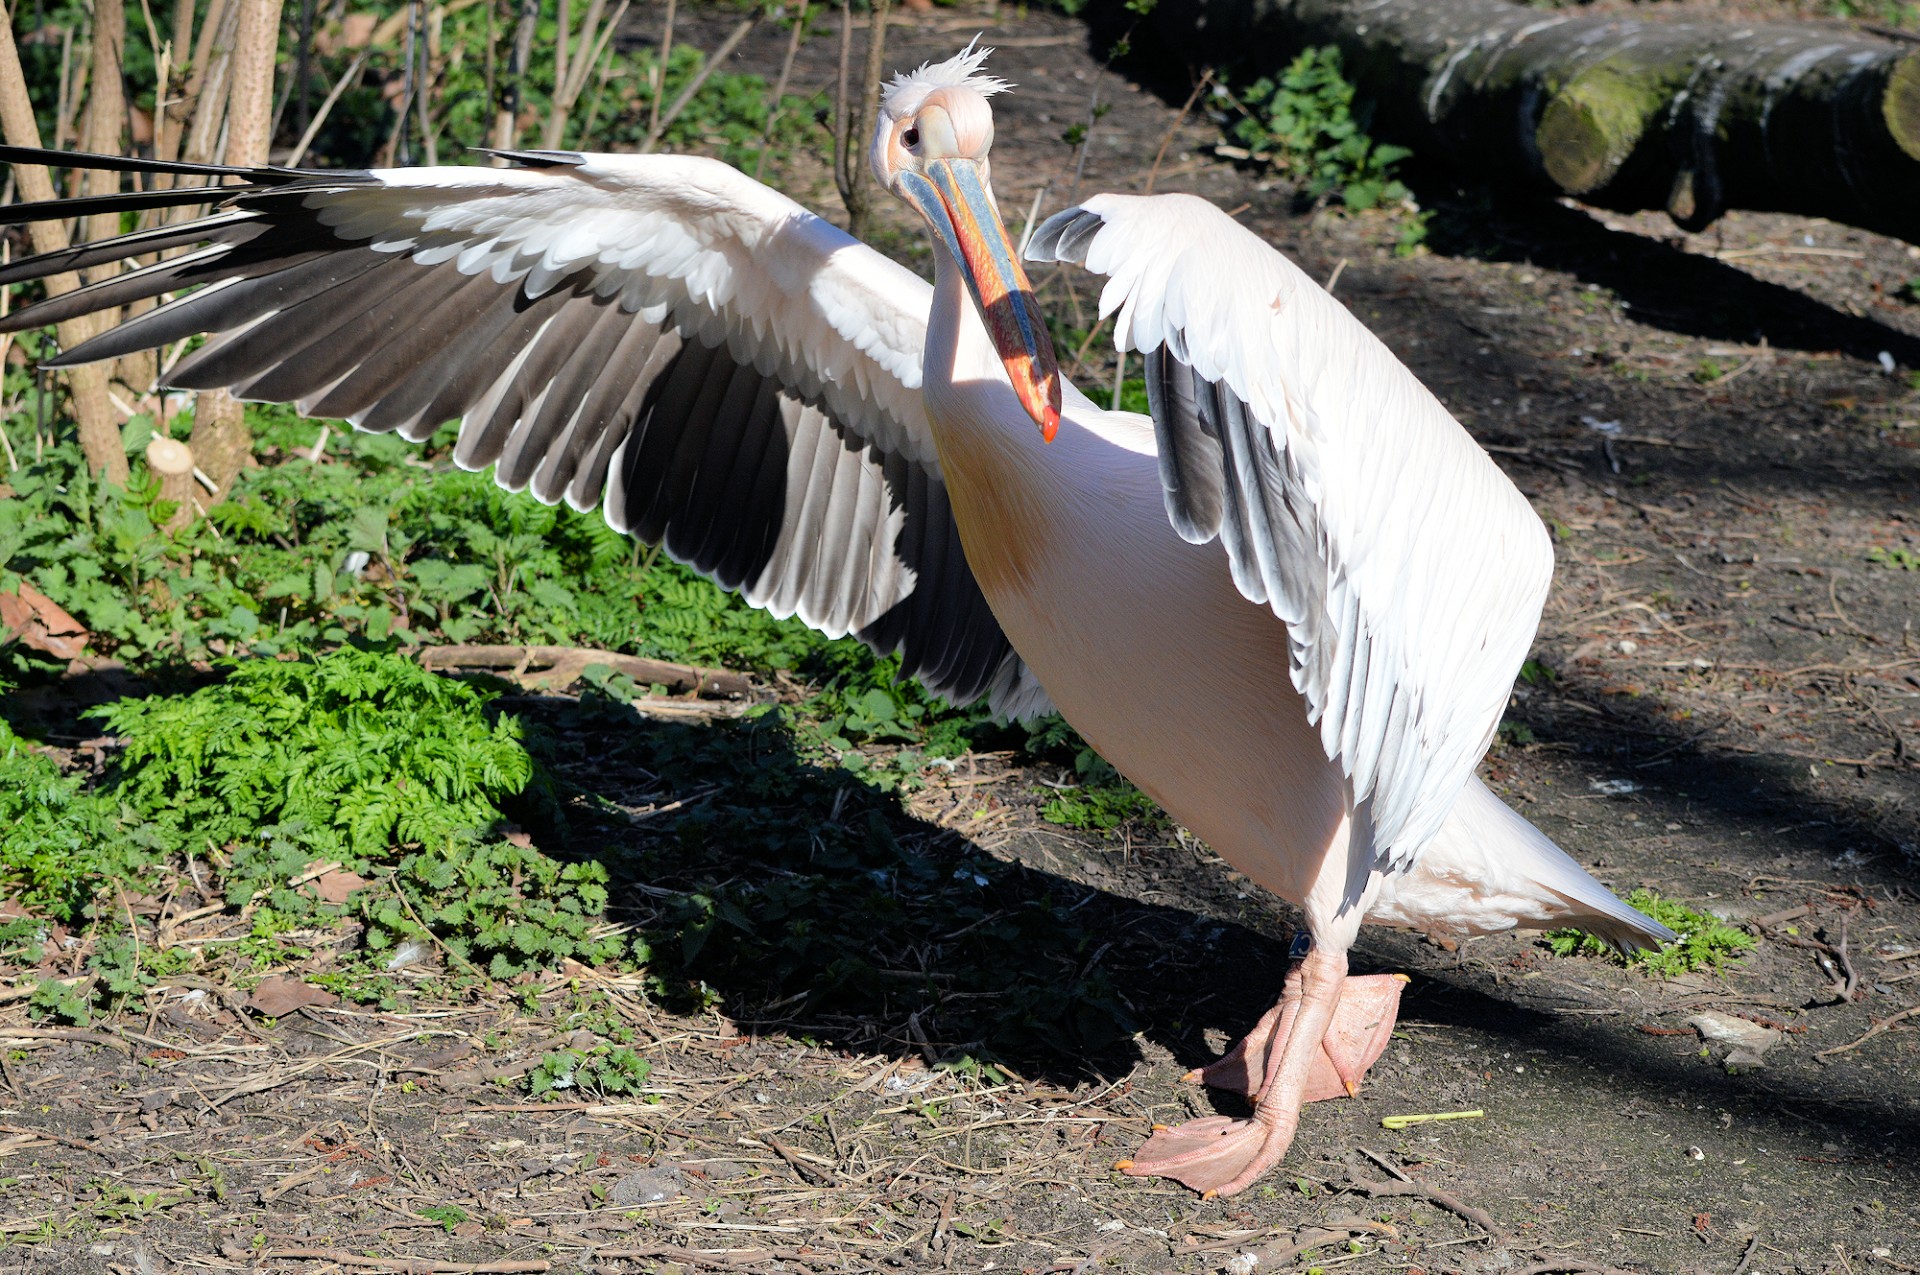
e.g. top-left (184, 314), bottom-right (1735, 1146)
top-left (902, 127), bottom-right (920, 148)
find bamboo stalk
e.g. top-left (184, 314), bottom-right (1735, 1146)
top-left (491, 0), bottom-right (538, 152)
top-left (191, 0), bottom-right (284, 503)
top-left (284, 49), bottom-right (366, 167)
top-left (0, 3), bottom-right (127, 485)
top-left (646, 0), bottom-right (676, 144)
top-left (644, 16), bottom-right (757, 152)
top-left (754, 0), bottom-right (807, 181)
top-left (833, 0), bottom-right (887, 240)
top-left (568, 0), bottom-right (630, 147)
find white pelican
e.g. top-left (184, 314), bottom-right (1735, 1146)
top-left (0, 44), bottom-right (1672, 1198)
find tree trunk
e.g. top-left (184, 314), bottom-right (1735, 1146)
top-left (1157, 0), bottom-right (1920, 244)
top-left (191, 0), bottom-right (283, 502)
top-left (78, 0), bottom-right (158, 400)
top-left (0, 4), bottom-right (128, 486)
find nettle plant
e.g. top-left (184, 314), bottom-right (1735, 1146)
top-left (1223, 46), bottom-right (1428, 252)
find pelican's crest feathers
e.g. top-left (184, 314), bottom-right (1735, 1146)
top-left (879, 39), bottom-right (1011, 118)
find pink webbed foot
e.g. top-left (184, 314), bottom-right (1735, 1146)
top-left (1125, 948), bottom-right (1405, 1197)
top-left (1185, 972), bottom-right (1409, 1103)
top-left (1117, 1114), bottom-right (1296, 1198)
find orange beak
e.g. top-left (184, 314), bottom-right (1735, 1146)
top-left (897, 157), bottom-right (1062, 441)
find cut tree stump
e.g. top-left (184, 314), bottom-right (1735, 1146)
top-left (1155, 0), bottom-right (1920, 242)
top-left (145, 436), bottom-right (197, 532)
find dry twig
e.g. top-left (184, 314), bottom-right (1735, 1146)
top-left (1815, 1005), bottom-right (1920, 1058)
top-left (1346, 1171), bottom-right (1502, 1239)
top-left (260, 1252), bottom-right (549, 1273)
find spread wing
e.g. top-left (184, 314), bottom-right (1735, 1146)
top-left (0, 145), bottom-right (1049, 717)
top-left (1029, 194), bottom-right (1552, 869)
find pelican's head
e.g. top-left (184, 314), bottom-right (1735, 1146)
top-left (872, 43), bottom-right (1061, 441)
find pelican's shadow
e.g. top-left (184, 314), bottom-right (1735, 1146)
top-left (521, 692), bottom-right (1920, 1174)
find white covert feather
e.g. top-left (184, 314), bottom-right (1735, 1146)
top-left (308, 157), bottom-right (941, 472)
top-left (1058, 192), bottom-right (1555, 871)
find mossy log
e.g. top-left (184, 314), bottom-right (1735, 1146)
top-left (1160, 0), bottom-right (1920, 241)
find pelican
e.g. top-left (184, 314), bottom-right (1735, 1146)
top-left (0, 44), bottom-right (1672, 1197)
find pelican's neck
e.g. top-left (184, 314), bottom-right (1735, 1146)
top-left (923, 244), bottom-right (1021, 437)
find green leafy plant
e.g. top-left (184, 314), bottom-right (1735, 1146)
top-left (0, 718), bottom-right (135, 923)
top-left (95, 648), bottom-right (546, 867)
top-left (417, 1204), bottom-right (470, 1233)
top-left (526, 1043), bottom-right (653, 1098)
top-left (1226, 47), bottom-right (1422, 246)
top-left (1545, 889), bottom-right (1756, 976)
top-left (363, 837), bottom-right (630, 979)
top-left (1024, 715), bottom-right (1163, 832)
top-left (1867, 545), bottom-right (1920, 570)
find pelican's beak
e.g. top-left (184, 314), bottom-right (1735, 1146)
top-left (898, 158), bottom-right (1062, 441)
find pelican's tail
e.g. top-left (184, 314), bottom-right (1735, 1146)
top-left (1367, 778), bottom-right (1678, 953)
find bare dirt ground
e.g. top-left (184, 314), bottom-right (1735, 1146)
top-left (4, 5), bottom-right (1920, 1273)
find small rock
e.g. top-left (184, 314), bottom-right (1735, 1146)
top-left (607, 1166), bottom-right (684, 1207)
top-left (1224, 1253), bottom-right (1259, 1275)
top-left (1687, 1010), bottom-right (1780, 1070)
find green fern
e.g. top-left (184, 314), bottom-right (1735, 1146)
top-left (0, 719), bottom-right (135, 923)
top-left (94, 648), bottom-right (545, 865)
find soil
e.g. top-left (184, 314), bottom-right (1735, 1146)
top-left (4, 4), bottom-right (1920, 1273)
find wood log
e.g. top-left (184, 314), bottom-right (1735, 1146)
top-left (1152, 0), bottom-right (1920, 242)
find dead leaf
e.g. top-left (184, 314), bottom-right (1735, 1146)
top-left (0, 581), bottom-right (89, 660)
top-left (246, 977), bottom-right (340, 1018)
top-left (306, 869), bottom-right (371, 905)
top-left (339, 12), bottom-right (377, 48)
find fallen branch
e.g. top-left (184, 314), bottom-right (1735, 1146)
top-left (0, 1121), bottom-right (112, 1155)
top-left (1345, 1171), bottom-right (1502, 1239)
top-left (754, 1133), bottom-right (838, 1186)
top-left (1251, 1216), bottom-right (1398, 1265)
top-left (0, 1025), bottom-right (132, 1054)
top-left (590, 1249), bottom-right (837, 1271)
top-left (1815, 1005), bottom-right (1920, 1058)
top-left (259, 1252), bottom-right (548, 1274)
top-left (417, 645), bottom-right (752, 699)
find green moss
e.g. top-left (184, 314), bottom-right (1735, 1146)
top-left (1537, 62), bottom-right (1666, 194)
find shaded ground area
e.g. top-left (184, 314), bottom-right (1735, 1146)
top-left (4, 3), bottom-right (1920, 1273)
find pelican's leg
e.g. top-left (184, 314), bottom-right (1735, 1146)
top-left (1120, 943), bottom-right (1398, 1198)
top-left (1184, 939), bottom-right (1406, 1103)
